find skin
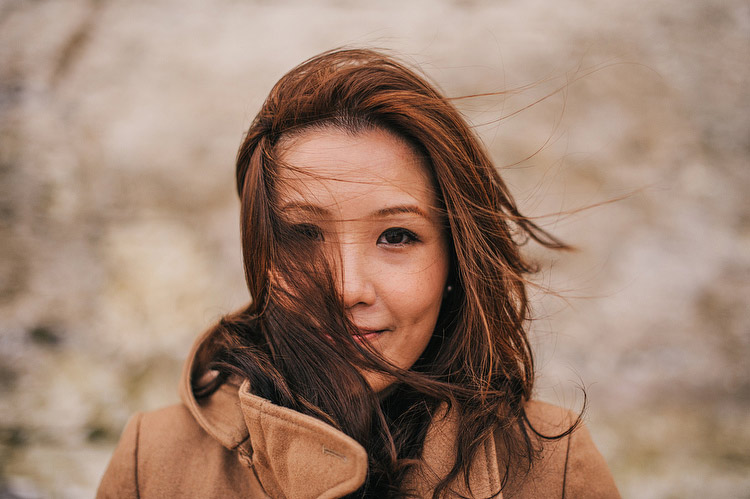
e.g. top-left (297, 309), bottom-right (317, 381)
top-left (277, 127), bottom-right (450, 392)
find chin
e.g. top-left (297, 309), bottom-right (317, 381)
top-left (363, 371), bottom-right (396, 394)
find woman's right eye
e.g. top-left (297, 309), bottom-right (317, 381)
top-left (292, 223), bottom-right (324, 241)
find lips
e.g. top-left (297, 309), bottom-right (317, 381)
top-left (353, 328), bottom-right (389, 341)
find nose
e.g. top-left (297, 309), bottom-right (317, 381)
top-left (337, 241), bottom-right (376, 309)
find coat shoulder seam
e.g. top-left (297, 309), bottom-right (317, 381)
top-left (133, 412), bottom-right (143, 499)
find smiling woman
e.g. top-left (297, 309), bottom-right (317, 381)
top-left (97, 49), bottom-right (620, 498)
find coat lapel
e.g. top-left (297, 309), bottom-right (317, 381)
top-left (238, 380), bottom-right (368, 499)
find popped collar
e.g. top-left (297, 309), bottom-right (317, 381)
top-left (177, 330), bottom-right (503, 498)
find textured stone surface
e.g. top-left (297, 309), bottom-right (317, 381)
top-left (1, 0), bottom-right (748, 497)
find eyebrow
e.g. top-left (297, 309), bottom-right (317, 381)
top-left (280, 202), bottom-right (430, 220)
top-left (279, 202), bottom-right (329, 217)
top-left (372, 205), bottom-right (430, 219)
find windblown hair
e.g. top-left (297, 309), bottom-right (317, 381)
top-left (194, 48), bottom-right (576, 498)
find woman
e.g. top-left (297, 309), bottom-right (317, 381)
top-left (98, 49), bottom-right (620, 498)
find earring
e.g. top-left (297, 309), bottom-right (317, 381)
top-left (446, 285), bottom-right (453, 293)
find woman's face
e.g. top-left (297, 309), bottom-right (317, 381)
top-left (277, 127), bottom-right (450, 392)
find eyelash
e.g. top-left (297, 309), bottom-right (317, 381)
top-left (377, 228), bottom-right (420, 247)
top-left (292, 223), bottom-right (324, 241)
top-left (291, 225), bottom-right (420, 247)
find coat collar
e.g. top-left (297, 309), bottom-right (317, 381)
top-left (179, 331), bottom-right (502, 498)
top-left (178, 329), bottom-right (248, 449)
top-left (179, 330), bottom-right (367, 497)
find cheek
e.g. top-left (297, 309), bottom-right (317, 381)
top-left (384, 262), bottom-right (447, 324)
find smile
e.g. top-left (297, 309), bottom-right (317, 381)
top-left (353, 329), bottom-right (389, 341)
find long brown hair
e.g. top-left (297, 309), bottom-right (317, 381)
top-left (195, 48), bottom-right (575, 498)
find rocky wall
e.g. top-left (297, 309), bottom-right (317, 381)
top-left (1, 0), bottom-right (748, 497)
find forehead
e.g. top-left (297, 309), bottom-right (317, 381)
top-left (275, 127), bottom-right (437, 210)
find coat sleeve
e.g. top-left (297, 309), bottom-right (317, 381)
top-left (563, 422), bottom-right (621, 498)
top-left (96, 413), bottom-right (143, 499)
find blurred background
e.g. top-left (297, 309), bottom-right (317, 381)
top-left (1, 0), bottom-right (748, 497)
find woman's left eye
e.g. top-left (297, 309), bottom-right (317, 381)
top-left (378, 228), bottom-right (419, 246)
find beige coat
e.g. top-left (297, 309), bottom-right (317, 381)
top-left (97, 333), bottom-right (620, 498)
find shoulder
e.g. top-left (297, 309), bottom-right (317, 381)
top-left (114, 404), bottom-right (217, 460)
top-left (97, 404), bottom-right (253, 498)
top-left (524, 399), bottom-right (575, 435)
top-left (137, 403), bottom-right (215, 451)
top-left (498, 400), bottom-right (621, 499)
top-left (96, 405), bottom-right (206, 498)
